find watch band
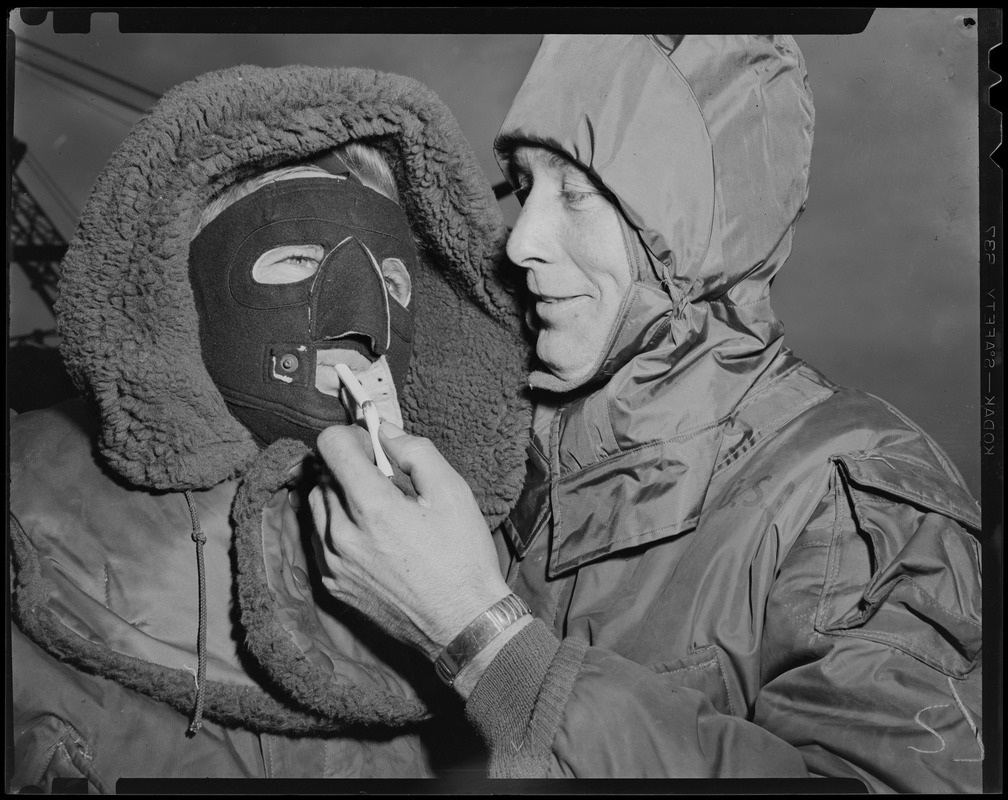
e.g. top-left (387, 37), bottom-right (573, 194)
top-left (434, 593), bottom-right (532, 687)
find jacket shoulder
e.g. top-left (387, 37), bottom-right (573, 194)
top-left (10, 398), bottom-right (99, 472)
top-left (728, 363), bottom-right (979, 532)
top-left (795, 386), bottom-right (980, 530)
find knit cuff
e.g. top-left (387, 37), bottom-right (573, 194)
top-left (464, 619), bottom-right (587, 778)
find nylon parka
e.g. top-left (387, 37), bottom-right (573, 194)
top-left (463, 35), bottom-right (984, 792)
top-left (9, 64), bottom-right (531, 790)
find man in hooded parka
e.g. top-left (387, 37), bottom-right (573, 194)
top-left (8, 65), bottom-right (532, 788)
top-left (310, 36), bottom-right (984, 792)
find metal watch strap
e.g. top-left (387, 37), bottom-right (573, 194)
top-left (434, 593), bottom-right (532, 687)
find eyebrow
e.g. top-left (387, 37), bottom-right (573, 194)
top-left (511, 146), bottom-right (575, 176)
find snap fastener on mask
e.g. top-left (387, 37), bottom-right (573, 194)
top-left (279, 354), bottom-right (299, 373)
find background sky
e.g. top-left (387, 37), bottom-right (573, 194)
top-left (8, 9), bottom-right (983, 496)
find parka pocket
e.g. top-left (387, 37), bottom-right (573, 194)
top-left (814, 453), bottom-right (982, 678)
top-left (652, 644), bottom-right (741, 718)
top-left (12, 714), bottom-right (109, 794)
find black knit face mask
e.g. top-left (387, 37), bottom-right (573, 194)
top-left (188, 175), bottom-right (416, 447)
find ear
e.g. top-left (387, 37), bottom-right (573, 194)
top-left (381, 257), bottom-right (412, 307)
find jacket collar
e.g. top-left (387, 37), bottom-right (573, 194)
top-left (502, 303), bottom-right (845, 577)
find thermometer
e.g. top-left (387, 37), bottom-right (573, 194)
top-left (333, 363), bottom-right (395, 478)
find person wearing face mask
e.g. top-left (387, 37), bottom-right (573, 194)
top-left (310, 36), bottom-right (983, 791)
top-left (8, 65), bottom-right (532, 789)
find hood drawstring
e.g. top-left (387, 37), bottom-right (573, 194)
top-left (183, 490), bottom-right (208, 735)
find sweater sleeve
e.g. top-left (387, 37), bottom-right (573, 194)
top-left (464, 620), bottom-right (586, 778)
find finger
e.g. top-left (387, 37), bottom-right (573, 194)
top-left (378, 421), bottom-right (466, 502)
top-left (307, 487), bottom-right (333, 574)
top-left (308, 484), bottom-right (351, 559)
top-left (316, 424), bottom-right (397, 511)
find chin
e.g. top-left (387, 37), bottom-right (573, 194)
top-left (537, 353), bottom-right (593, 385)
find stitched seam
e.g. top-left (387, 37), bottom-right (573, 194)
top-left (712, 388), bottom-right (833, 478)
top-left (710, 647), bottom-right (738, 717)
top-left (658, 652), bottom-right (737, 717)
top-left (863, 391), bottom-right (963, 482)
top-left (814, 478), bottom-right (848, 634)
top-left (840, 456), bottom-right (979, 526)
top-left (265, 736), bottom-right (275, 777)
top-left (643, 36), bottom-right (715, 275)
top-left (862, 574), bottom-right (981, 629)
top-left (847, 469), bottom-right (977, 525)
top-left (551, 573), bottom-right (574, 636)
top-left (819, 477), bottom-right (978, 675)
top-left (323, 739), bottom-right (333, 777)
top-left (717, 294), bottom-right (772, 310)
top-left (29, 727), bottom-right (67, 789)
top-left (788, 542), bottom-right (832, 552)
top-left (728, 359), bottom-right (806, 412)
top-left (64, 732), bottom-right (110, 794)
top-left (659, 658), bottom-right (717, 675)
top-left (563, 362), bottom-right (823, 484)
top-left (555, 515), bottom-right (700, 571)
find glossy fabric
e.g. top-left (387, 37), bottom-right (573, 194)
top-left (10, 65), bottom-right (526, 789)
top-left (484, 355), bottom-right (982, 790)
top-left (467, 35), bottom-right (984, 790)
top-left (9, 401), bottom-right (438, 791)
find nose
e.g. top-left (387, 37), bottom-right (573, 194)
top-left (506, 187), bottom-right (553, 270)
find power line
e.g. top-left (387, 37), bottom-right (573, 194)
top-left (15, 55), bottom-right (152, 115)
top-left (18, 36), bottom-right (161, 101)
top-left (17, 65), bottom-right (141, 128)
top-left (14, 42), bottom-right (518, 203)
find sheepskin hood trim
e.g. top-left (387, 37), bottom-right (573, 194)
top-left (56, 64), bottom-right (530, 527)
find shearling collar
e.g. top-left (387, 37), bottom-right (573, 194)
top-left (55, 65), bottom-right (531, 531)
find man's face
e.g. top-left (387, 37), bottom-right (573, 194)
top-left (251, 237), bottom-right (410, 378)
top-left (188, 168), bottom-right (418, 446)
top-left (506, 146), bottom-right (632, 385)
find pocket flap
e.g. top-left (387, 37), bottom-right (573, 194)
top-left (817, 456), bottom-right (982, 678)
top-left (833, 451), bottom-right (980, 531)
top-left (653, 645), bottom-right (740, 717)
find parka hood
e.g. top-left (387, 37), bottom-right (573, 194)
top-left (57, 64), bottom-right (531, 526)
top-left (498, 35), bottom-right (818, 563)
top-left (495, 34), bottom-right (814, 409)
top-left (496, 34), bottom-right (814, 310)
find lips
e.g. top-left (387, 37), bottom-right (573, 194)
top-left (534, 294), bottom-right (587, 324)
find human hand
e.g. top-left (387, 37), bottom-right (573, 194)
top-left (309, 422), bottom-right (512, 663)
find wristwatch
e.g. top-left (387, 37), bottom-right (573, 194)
top-left (434, 593), bottom-right (532, 687)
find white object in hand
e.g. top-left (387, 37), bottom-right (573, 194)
top-left (333, 363), bottom-right (395, 478)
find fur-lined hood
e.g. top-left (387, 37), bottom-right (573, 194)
top-left (13, 65), bottom-right (532, 740)
top-left (56, 64), bottom-right (530, 528)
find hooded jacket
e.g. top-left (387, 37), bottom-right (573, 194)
top-left (462, 35), bottom-right (983, 792)
top-left (9, 64), bottom-right (532, 789)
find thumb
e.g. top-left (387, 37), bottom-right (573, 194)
top-left (378, 421), bottom-right (463, 502)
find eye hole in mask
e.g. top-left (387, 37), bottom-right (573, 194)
top-left (252, 244), bottom-right (324, 284)
top-left (251, 243), bottom-right (413, 309)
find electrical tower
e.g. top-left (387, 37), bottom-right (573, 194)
top-left (9, 138), bottom-right (68, 345)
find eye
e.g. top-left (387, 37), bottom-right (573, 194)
top-left (252, 244), bottom-right (324, 284)
top-left (561, 188), bottom-right (594, 204)
top-left (560, 174), bottom-right (599, 206)
top-left (381, 257), bottom-right (412, 307)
